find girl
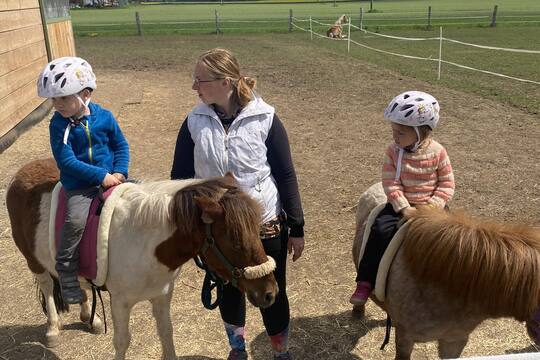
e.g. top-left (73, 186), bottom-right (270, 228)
top-left (350, 90), bottom-right (454, 305)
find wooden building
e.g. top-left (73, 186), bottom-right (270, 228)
top-left (0, 0), bottom-right (76, 152)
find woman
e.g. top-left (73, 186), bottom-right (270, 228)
top-left (171, 48), bottom-right (305, 360)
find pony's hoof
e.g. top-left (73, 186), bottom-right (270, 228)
top-left (90, 320), bottom-right (105, 334)
top-left (352, 304), bottom-right (365, 319)
top-left (45, 334), bottom-right (60, 348)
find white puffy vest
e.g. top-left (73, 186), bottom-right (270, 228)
top-left (187, 96), bottom-right (281, 223)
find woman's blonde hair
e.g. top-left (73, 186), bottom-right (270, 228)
top-left (198, 48), bottom-right (256, 108)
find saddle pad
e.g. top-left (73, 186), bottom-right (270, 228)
top-left (48, 182), bottom-right (136, 286)
top-left (356, 203), bottom-right (410, 302)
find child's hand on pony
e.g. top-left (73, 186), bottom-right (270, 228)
top-left (102, 173), bottom-right (122, 188)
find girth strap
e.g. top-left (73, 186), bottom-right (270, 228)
top-left (88, 281), bottom-right (108, 334)
top-left (380, 314), bottom-right (392, 350)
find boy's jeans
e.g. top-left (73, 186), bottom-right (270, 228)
top-left (55, 186), bottom-right (99, 303)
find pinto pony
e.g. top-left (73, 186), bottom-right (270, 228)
top-left (6, 158), bottom-right (278, 360)
top-left (352, 183), bottom-right (540, 359)
top-left (327, 14), bottom-right (349, 38)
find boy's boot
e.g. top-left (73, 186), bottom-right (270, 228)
top-left (58, 273), bottom-right (85, 304)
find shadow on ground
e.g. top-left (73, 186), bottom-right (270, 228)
top-left (249, 310), bottom-right (386, 360)
top-left (0, 324), bottom-right (61, 360)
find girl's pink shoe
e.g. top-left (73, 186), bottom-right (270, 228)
top-left (349, 281), bottom-right (372, 305)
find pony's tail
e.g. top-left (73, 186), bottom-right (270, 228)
top-left (36, 274), bottom-right (70, 315)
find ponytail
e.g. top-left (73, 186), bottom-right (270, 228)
top-left (234, 76), bottom-right (256, 108)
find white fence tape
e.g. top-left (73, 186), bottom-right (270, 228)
top-left (349, 39), bottom-right (436, 61)
top-left (442, 37), bottom-right (540, 54)
top-left (294, 17), bottom-right (539, 85)
top-left (440, 59), bottom-right (540, 85)
top-left (350, 24), bottom-right (439, 41)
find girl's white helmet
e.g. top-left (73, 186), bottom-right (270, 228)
top-left (384, 91), bottom-right (440, 129)
top-left (37, 57), bottom-right (96, 98)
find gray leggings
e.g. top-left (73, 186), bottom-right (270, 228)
top-left (55, 186), bottom-right (99, 278)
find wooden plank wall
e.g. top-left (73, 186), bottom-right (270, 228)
top-left (48, 19), bottom-right (76, 59)
top-left (0, 0), bottom-right (48, 139)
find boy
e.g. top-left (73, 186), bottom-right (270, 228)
top-left (37, 56), bottom-right (130, 304)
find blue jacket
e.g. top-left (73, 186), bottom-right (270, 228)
top-left (49, 102), bottom-right (130, 190)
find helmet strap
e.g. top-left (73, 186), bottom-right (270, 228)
top-left (73, 94), bottom-right (91, 120)
top-left (410, 126), bottom-right (421, 152)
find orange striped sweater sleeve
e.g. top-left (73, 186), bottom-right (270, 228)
top-left (382, 140), bottom-right (455, 213)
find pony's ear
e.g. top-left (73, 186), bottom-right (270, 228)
top-left (194, 196), bottom-right (224, 224)
top-left (224, 172), bottom-right (235, 181)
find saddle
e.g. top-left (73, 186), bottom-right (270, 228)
top-left (356, 204), bottom-right (410, 302)
top-left (48, 182), bottom-right (134, 286)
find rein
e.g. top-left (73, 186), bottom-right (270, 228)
top-left (195, 222), bottom-right (276, 310)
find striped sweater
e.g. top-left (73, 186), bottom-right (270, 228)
top-left (382, 139), bottom-right (455, 213)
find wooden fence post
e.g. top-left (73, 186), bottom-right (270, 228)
top-left (135, 11), bottom-right (142, 36)
top-left (491, 5), bottom-right (498, 27)
top-left (289, 9), bottom-right (293, 32)
top-left (427, 6), bottom-right (432, 30)
top-left (370, 0), bottom-right (373, 12)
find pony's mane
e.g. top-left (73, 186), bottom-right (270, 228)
top-left (403, 208), bottom-right (540, 320)
top-left (170, 177), bottom-right (261, 245)
top-left (123, 179), bottom-right (202, 229)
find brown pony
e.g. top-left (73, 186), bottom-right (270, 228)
top-left (6, 158), bottom-right (278, 360)
top-left (352, 183), bottom-right (540, 359)
top-left (327, 14), bottom-right (349, 38)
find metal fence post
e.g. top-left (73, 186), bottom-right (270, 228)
top-left (309, 16), bottom-right (313, 40)
top-left (359, 7), bottom-right (363, 30)
top-left (370, 0), bottom-right (373, 12)
top-left (347, 20), bottom-right (351, 53)
top-left (215, 9), bottom-right (221, 34)
top-left (427, 6), bottom-right (432, 30)
top-left (135, 11), bottom-right (142, 36)
top-left (491, 5), bottom-right (498, 27)
top-left (289, 9), bottom-right (293, 32)
top-left (437, 26), bottom-right (443, 80)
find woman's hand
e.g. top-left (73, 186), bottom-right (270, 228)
top-left (102, 173), bottom-right (122, 188)
top-left (288, 236), bottom-right (305, 262)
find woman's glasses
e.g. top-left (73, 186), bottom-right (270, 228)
top-left (193, 77), bottom-right (223, 86)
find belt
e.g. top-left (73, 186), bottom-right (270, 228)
top-left (260, 213), bottom-right (286, 239)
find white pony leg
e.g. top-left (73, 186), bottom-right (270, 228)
top-left (35, 272), bottom-right (61, 348)
top-left (150, 288), bottom-right (176, 360)
top-left (79, 284), bottom-right (104, 334)
top-left (111, 297), bottom-right (134, 360)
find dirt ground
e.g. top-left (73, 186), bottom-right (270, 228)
top-left (0, 34), bottom-right (539, 360)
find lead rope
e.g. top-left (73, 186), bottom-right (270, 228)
top-left (194, 256), bottom-right (225, 310)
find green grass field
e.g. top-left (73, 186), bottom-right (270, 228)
top-left (71, 0), bottom-right (540, 36)
top-left (304, 26), bottom-right (540, 113)
top-left (70, 0), bottom-right (540, 114)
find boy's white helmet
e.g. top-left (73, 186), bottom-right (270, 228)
top-left (384, 91), bottom-right (440, 129)
top-left (37, 57), bottom-right (96, 98)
